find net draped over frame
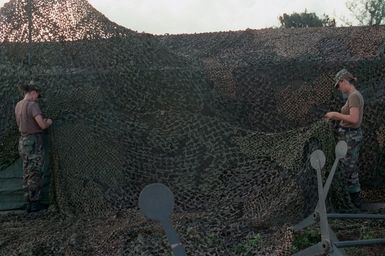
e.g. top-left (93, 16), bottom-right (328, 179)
top-left (0, 1), bottom-right (384, 255)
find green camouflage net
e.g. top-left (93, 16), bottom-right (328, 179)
top-left (0, 0), bottom-right (385, 255)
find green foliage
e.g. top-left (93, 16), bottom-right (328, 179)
top-left (205, 233), bottom-right (221, 247)
top-left (279, 9), bottom-right (336, 28)
top-left (232, 233), bottom-right (262, 255)
top-left (346, 0), bottom-right (385, 25)
top-left (360, 225), bottom-right (378, 240)
top-left (291, 228), bottom-right (320, 253)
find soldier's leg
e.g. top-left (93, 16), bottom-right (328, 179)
top-left (19, 136), bottom-right (30, 209)
top-left (345, 130), bottom-right (363, 193)
top-left (338, 129), bottom-right (363, 208)
top-left (19, 134), bottom-right (45, 207)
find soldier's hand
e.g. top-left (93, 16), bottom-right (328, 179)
top-left (45, 118), bottom-right (53, 126)
top-left (324, 112), bottom-right (336, 120)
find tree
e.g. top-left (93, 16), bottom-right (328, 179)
top-left (346, 0), bottom-right (385, 25)
top-left (278, 10), bottom-right (336, 28)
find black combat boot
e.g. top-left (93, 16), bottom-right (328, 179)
top-left (29, 201), bottom-right (49, 212)
top-left (350, 192), bottom-right (362, 209)
top-left (25, 201), bottom-right (32, 213)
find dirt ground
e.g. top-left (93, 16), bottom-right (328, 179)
top-left (0, 207), bottom-right (296, 256)
top-left (1, 206), bottom-right (385, 256)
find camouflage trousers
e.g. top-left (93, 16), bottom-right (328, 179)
top-left (18, 133), bottom-right (45, 202)
top-left (337, 128), bottom-right (363, 193)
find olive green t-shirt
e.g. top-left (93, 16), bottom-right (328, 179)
top-left (15, 99), bottom-right (43, 136)
top-left (340, 90), bottom-right (364, 128)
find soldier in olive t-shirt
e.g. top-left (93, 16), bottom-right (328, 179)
top-left (15, 99), bottom-right (43, 136)
top-left (340, 90), bottom-right (364, 129)
top-left (15, 83), bottom-right (53, 213)
top-left (324, 69), bottom-right (364, 209)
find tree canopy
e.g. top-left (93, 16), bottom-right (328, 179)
top-left (279, 10), bottom-right (336, 28)
top-left (346, 0), bottom-right (385, 25)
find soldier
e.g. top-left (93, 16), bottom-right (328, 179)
top-left (324, 69), bottom-right (364, 209)
top-left (15, 82), bottom-right (53, 213)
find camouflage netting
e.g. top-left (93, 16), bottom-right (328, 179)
top-left (0, 0), bottom-right (384, 255)
top-left (158, 28), bottom-right (385, 193)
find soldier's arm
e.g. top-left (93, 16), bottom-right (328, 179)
top-left (347, 107), bottom-right (360, 125)
top-left (324, 108), bottom-right (360, 125)
top-left (34, 115), bottom-right (52, 129)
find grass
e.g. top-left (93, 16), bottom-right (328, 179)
top-left (290, 228), bottom-right (320, 254)
top-left (291, 219), bottom-right (385, 255)
top-left (232, 233), bottom-right (263, 255)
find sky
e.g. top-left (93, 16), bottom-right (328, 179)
top-left (0, 0), bottom-right (358, 35)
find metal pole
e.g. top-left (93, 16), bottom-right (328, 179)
top-left (334, 239), bottom-right (385, 248)
top-left (161, 219), bottom-right (187, 256)
top-left (27, 0), bottom-right (33, 66)
top-left (328, 213), bottom-right (385, 220)
top-left (315, 161), bottom-right (330, 245)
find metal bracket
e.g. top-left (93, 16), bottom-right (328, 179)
top-left (293, 141), bottom-right (385, 255)
top-left (139, 183), bottom-right (187, 256)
